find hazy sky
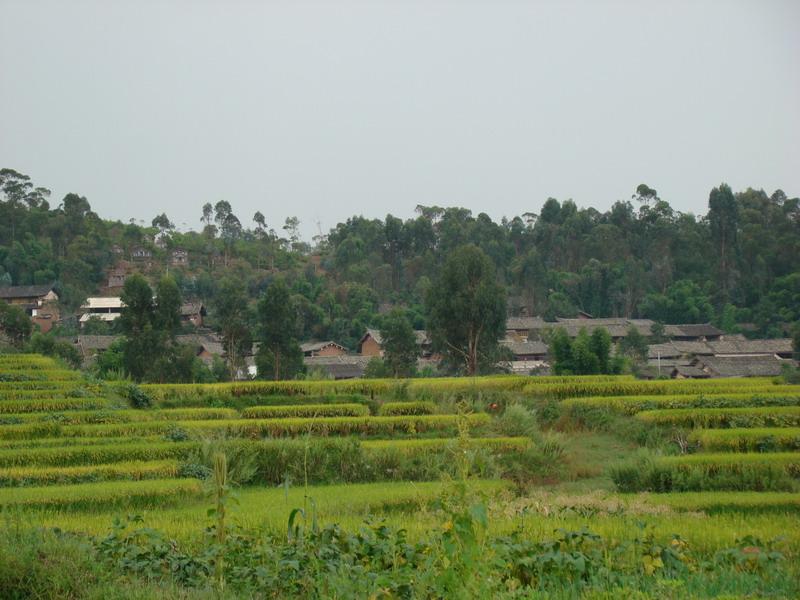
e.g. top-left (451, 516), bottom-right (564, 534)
top-left (1, 0), bottom-right (798, 239)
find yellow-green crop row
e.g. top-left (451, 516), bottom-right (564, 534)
top-left (0, 389), bottom-right (100, 401)
top-left (360, 436), bottom-right (530, 452)
top-left (0, 478), bottom-right (201, 510)
top-left (525, 379), bottom-right (793, 399)
top-left (617, 452), bottom-right (800, 492)
top-left (656, 452), bottom-right (800, 471)
top-left (241, 403), bottom-right (369, 419)
top-left (636, 491), bottom-right (800, 513)
top-left (0, 434), bottom-right (523, 469)
top-left (0, 436), bottom-right (162, 451)
top-left (0, 407), bottom-right (238, 425)
top-left (142, 379), bottom-right (395, 400)
top-left (0, 413), bottom-right (492, 440)
top-left (0, 369), bottom-right (81, 382)
top-left (377, 401), bottom-right (436, 416)
top-left (0, 354), bottom-right (62, 369)
top-left (635, 406), bottom-right (800, 428)
top-left (140, 374), bottom-right (637, 403)
top-left (0, 459), bottom-right (179, 487)
top-left (689, 428), bottom-right (800, 452)
top-left (0, 380), bottom-right (89, 391)
top-left (562, 392), bottom-right (800, 416)
top-left (0, 397), bottom-right (112, 414)
top-left (0, 440), bottom-right (196, 467)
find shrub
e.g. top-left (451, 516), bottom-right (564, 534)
top-left (494, 404), bottom-right (538, 438)
top-left (123, 384), bottom-right (152, 409)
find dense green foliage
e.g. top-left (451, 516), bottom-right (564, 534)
top-left (3, 169), bottom-right (799, 363)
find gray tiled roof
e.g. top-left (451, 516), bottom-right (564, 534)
top-left (699, 355), bottom-right (792, 377)
top-left (300, 340), bottom-right (346, 353)
top-left (500, 338), bottom-right (549, 357)
top-left (506, 316), bottom-right (548, 331)
top-left (706, 338), bottom-right (793, 355)
top-left (0, 284), bottom-right (55, 299)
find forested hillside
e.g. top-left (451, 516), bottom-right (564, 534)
top-left (1, 169), bottom-right (798, 348)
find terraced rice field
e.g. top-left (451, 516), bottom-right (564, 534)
top-left (1, 353), bottom-right (799, 597)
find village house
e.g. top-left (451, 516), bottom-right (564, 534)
top-left (65, 335), bottom-right (120, 366)
top-left (505, 316), bottom-right (548, 341)
top-left (301, 341), bottom-right (348, 357)
top-left (0, 284), bottom-right (60, 333)
top-left (358, 328), bottom-right (434, 358)
top-left (176, 333), bottom-right (225, 365)
top-left (506, 316), bottom-right (723, 344)
top-left (79, 297), bottom-right (124, 327)
top-left (304, 355), bottom-right (372, 379)
top-left (673, 355), bottom-right (793, 379)
top-left (180, 302), bottom-right (206, 328)
top-left (130, 246), bottom-right (152, 261)
top-left (171, 248), bottom-right (189, 267)
top-left (106, 266), bottom-right (128, 289)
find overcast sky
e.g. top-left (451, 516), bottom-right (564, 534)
top-left (1, 0), bottom-right (798, 239)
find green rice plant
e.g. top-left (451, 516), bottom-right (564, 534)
top-left (0, 478), bottom-right (201, 510)
top-left (0, 389), bottom-right (98, 401)
top-left (0, 440), bottom-right (196, 467)
top-left (689, 428), bottom-right (800, 452)
top-left (241, 403), bottom-right (369, 419)
top-left (563, 392), bottom-right (800, 418)
top-left (0, 369), bottom-right (81, 382)
top-left (152, 392), bottom-right (374, 410)
top-left (0, 436), bottom-right (163, 451)
top-left (1, 413), bottom-right (492, 440)
top-left (0, 354), bottom-right (62, 369)
top-left (360, 436), bottom-right (530, 452)
top-left (141, 375), bottom-right (636, 405)
top-left (0, 407), bottom-right (238, 425)
top-left (526, 379), bottom-right (794, 400)
top-left (612, 452), bottom-right (800, 492)
top-left (636, 407), bottom-right (800, 428)
top-left (0, 380), bottom-right (87, 391)
top-left (0, 397), bottom-right (112, 414)
top-left (141, 380), bottom-right (395, 402)
top-left (0, 459), bottom-right (179, 487)
top-left (377, 401), bottom-right (436, 416)
top-left (637, 491), bottom-right (800, 513)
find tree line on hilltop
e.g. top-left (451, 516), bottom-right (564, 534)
top-left (1, 169), bottom-right (799, 381)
